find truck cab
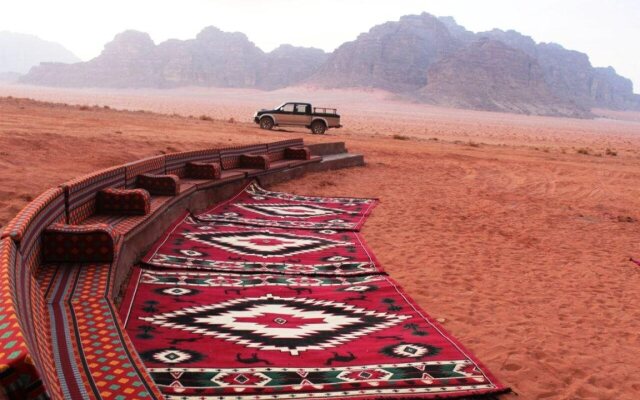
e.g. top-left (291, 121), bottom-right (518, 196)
top-left (254, 102), bottom-right (341, 134)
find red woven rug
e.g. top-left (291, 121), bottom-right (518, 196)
top-left (193, 182), bottom-right (378, 231)
top-left (143, 214), bottom-right (382, 276)
top-left (121, 268), bottom-right (508, 399)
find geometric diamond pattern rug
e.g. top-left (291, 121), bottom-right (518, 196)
top-left (192, 182), bottom-right (379, 231)
top-left (122, 183), bottom-right (508, 399)
top-left (142, 214), bottom-right (382, 276)
top-left (121, 268), bottom-right (509, 399)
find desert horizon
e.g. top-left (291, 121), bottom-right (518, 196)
top-left (3, 10), bottom-right (640, 118)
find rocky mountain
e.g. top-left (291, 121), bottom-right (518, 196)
top-left (22, 27), bottom-right (327, 90)
top-left (23, 31), bottom-right (161, 87)
top-left (0, 31), bottom-right (79, 74)
top-left (420, 39), bottom-right (584, 116)
top-left (470, 29), bottom-right (640, 111)
top-left (437, 16), bottom-right (476, 45)
top-left (591, 66), bottom-right (639, 109)
top-left (310, 14), bottom-right (461, 92)
top-left (260, 45), bottom-right (329, 90)
top-left (19, 15), bottom-right (639, 116)
top-left (163, 27), bottom-right (265, 87)
top-left (308, 14), bottom-right (638, 115)
top-left (477, 29), bottom-right (539, 58)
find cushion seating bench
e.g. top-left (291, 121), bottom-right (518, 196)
top-left (217, 140), bottom-right (320, 179)
top-left (0, 238), bottom-right (48, 399)
top-left (220, 144), bottom-right (270, 178)
top-left (1, 178), bottom-right (155, 398)
top-left (164, 148), bottom-right (246, 191)
top-left (0, 138), bottom-right (324, 398)
top-left (36, 261), bottom-right (163, 399)
top-left (265, 139), bottom-right (321, 171)
top-left (1, 188), bottom-right (69, 398)
top-left (122, 155), bottom-right (194, 231)
top-left (181, 164), bottom-right (246, 191)
top-left (63, 143), bottom-right (301, 238)
top-left (79, 196), bottom-right (166, 237)
top-left (62, 165), bottom-right (178, 238)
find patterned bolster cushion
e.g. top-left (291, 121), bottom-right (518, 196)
top-left (186, 162), bottom-right (222, 180)
top-left (136, 174), bottom-right (180, 196)
top-left (42, 223), bottom-right (118, 263)
top-left (239, 154), bottom-right (270, 170)
top-left (96, 188), bottom-right (151, 215)
top-left (284, 146), bottom-right (311, 160)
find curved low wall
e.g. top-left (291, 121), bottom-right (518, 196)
top-left (0, 139), bottom-right (364, 399)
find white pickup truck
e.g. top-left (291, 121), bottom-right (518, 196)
top-left (254, 102), bottom-right (342, 134)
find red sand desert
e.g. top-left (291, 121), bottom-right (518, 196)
top-left (1, 85), bottom-right (640, 399)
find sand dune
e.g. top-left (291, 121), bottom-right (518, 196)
top-left (1, 87), bottom-right (640, 399)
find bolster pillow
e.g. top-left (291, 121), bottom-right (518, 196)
top-left (284, 147), bottom-right (311, 160)
top-left (43, 223), bottom-right (118, 263)
top-left (96, 188), bottom-right (151, 215)
top-left (239, 154), bottom-right (270, 170)
top-left (136, 174), bottom-right (180, 196)
top-left (186, 162), bottom-right (222, 180)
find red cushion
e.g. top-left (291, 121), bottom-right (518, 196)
top-left (186, 162), bottom-right (222, 180)
top-left (97, 188), bottom-right (151, 215)
top-left (43, 223), bottom-right (118, 263)
top-left (136, 174), bottom-right (180, 196)
top-left (284, 147), bottom-right (311, 160)
top-left (239, 154), bottom-right (270, 170)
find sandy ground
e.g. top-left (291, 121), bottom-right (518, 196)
top-left (1, 85), bottom-right (640, 399)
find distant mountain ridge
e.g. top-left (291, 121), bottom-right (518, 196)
top-left (23, 27), bottom-right (328, 90)
top-left (0, 31), bottom-right (79, 74)
top-left (18, 14), bottom-right (640, 116)
top-left (473, 27), bottom-right (638, 111)
top-left (419, 38), bottom-right (579, 116)
top-left (309, 14), bottom-right (638, 115)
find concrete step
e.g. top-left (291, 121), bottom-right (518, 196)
top-left (307, 142), bottom-right (347, 156)
top-left (309, 153), bottom-right (365, 172)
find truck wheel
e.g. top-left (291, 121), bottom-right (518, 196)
top-left (259, 117), bottom-right (274, 130)
top-left (310, 120), bottom-right (326, 135)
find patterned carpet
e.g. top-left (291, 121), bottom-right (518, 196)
top-left (122, 182), bottom-right (508, 399)
top-left (143, 214), bottom-right (382, 275)
top-left (193, 182), bottom-right (378, 231)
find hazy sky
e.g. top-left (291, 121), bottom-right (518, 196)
top-left (2, 0), bottom-right (639, 91)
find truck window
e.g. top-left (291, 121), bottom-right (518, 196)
top-left (281, 103), bottom-right (295, 113)
top-left (295, 104), bottom-right (308, 114)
